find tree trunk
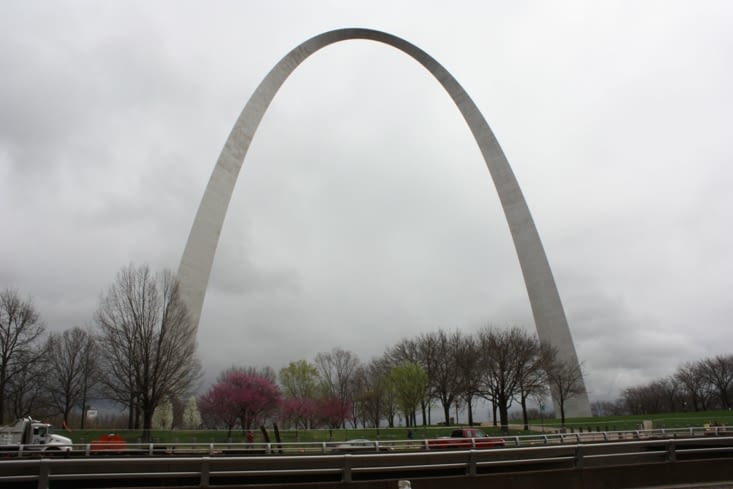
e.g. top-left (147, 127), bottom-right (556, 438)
top-left (0, 368), bottom-right (6, 424)
top-left (134, 402), bottom-right (141, 430)
top-left (142, 408), bottom-right (153, 443)
top-left (521, 396), bottom-right (529, 431)
top-left (80, 384), bottom-right (88, 429)
top-left (127, 398), bottom-right (135, 429)
top-left (560, 397), bottom-right (566, 427)
top-left (499, 401), bottom-right (509, 433)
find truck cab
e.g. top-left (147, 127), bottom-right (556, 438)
top-left (27, 420), bottom-right (72, 449)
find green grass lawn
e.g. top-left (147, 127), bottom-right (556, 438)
top-left (530, 409), bottom-right (733, 431)
top-left (66, 410), bottom-right (732, 445)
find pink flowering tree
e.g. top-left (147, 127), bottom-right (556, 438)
top-left (198, 381), bottom-right (240, 436)
top-left (317, 395), bottom-right (353, 429)
top-left (280, 397), bottom-right (318, 430)
top-left (199, 369), bottom-right (281, 436)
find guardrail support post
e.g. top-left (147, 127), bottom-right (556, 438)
top-left (200, 456), bottom-right (210, 488)
top-left (342, 454), bottom-right (352, 483)
top-left (39, 459), bottom-right (50, 489)
top-left (574, 445), bottom-right (584, 469)
top-left (667, 443), bottom-right (676, 463)
top-left (467, 450), bottom-right (477, 477)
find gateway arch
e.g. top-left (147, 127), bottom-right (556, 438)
top-left (177, 28), bottom-right (592, 417)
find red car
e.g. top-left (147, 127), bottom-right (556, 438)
top-left (426, 428), bottom-right (504, 449)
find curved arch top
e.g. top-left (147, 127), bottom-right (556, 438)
top-left (177, 28), bottom-right (591, 417)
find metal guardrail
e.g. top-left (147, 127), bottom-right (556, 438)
top-left (104, 425), bottom-right (733, 452)
top-left (1, 433), bottom-right (732, 489)
top-left (1, 426), bottom-right (730, 457)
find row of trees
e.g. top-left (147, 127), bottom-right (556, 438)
top-left (386, 328), bottom-right (585, 430)
top-left (593, 354), bottom-right (733, 416)
top-left (0, 290), bottom-right (98, 426)
top-left (198, 328), bottom-right (585, 434)
top-left (1, 265), bottom-right (200, 440)
top-left (3, 266), bottom-right (584, 436)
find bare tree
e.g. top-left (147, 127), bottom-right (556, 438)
top-left (419, 330), bottom-right (462, 426)
top-left (314, 347), bottom-right (360, 428)
top-left (77, 331), bottom-right (99, 429)
top-left (610, 355), bottom-right (733, 416)
top-left (95, 265), bottom-right (200, 440)
top-left (5, 350), bottom-right (50, 420)
top-left (454, 333), bottom-right (482, 426)
top-left (349, 365), bottom-right (369, 428)
top-left (701, 355), bottom-right (733, 409)
top-left (657, 377), bottom-right (683, 412)
top-left (544, 353), bottom-right (586, 426)
top-left (623, 383), bottom-right (663, 415)
top-left (0, 289), bottom-right (46, 423)
top-left (477, 326), bottom-right (540, 432)
top-left (623, 377), bottom-right (682, 415)
top-left (351, 359), bottom-right (392, 429)
top-left (368, 357), bottom-right (394, 428)
top-left (674, 361), bottom-right (713, 411)
top-left (44, 327), bottom-right (99, 427)
top-left (516, 341), bottom-right (549, 431)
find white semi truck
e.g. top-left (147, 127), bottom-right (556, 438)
top-left (0, 417), bottom-right (73, 451)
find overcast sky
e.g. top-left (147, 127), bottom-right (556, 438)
top-left (2, 1), bottom-right (731, 405)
